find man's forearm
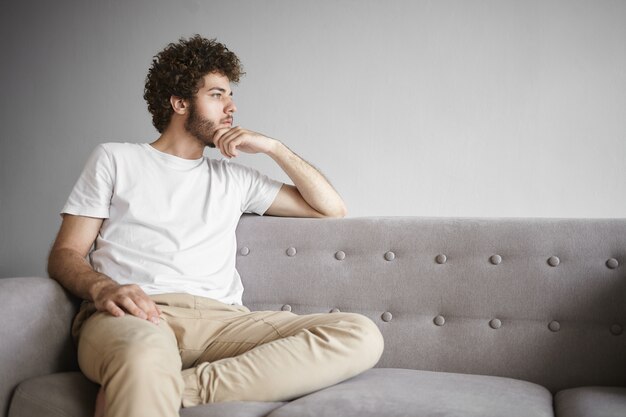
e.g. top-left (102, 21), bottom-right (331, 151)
top-left (48, 248), bottom-right (118, 301)
top-left (267, 140), bottom-right (347, 217)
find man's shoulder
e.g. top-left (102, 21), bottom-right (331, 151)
top-left (91, 142), bottom-right (146, 164)
top-left (214, 159), bottom-right (261, 176)
top-left (98, 141), bottom-right (143, 154)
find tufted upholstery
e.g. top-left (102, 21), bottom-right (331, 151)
top-left (1, 215), bottom-right (625, 417)
top-left (234, 215), bottom-right (626, 393)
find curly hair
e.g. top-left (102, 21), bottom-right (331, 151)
top-left (143, 35), bottom-right (245, 133)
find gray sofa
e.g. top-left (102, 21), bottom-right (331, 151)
top-left (2, 215), bottom-right (625, 417)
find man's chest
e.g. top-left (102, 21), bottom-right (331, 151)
top-left (108, 164), bottom-right (242, 232)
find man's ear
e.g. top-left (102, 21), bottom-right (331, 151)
top-left (170, 96), bottom-right (188, 115)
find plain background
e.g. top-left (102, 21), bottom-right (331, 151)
top-left (1, 0), bottom-right (625, 278)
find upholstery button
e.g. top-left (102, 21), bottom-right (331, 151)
top-left (239, 247), bottom-right (250, 256)
top-left (384, 251), bottom-right (395, 261)
top-left (489, 318), bottom-right (502, 329)
top-left (330, 308), bottom-right (341, 313)
top-left (335, 251), bottom-right (346, 261)
top-left (281, 304), bottom-right (292, 312)
top-left (434, 315), bottom-right (446, 326)
top-left (547, 256), bottom-right (560, 267)
top-left (606, 258), bottom-right (619, 269)
top-left (286, 247), bottom-right (297, 257)
top-left (435, 254), bottom-right (447, 264)
top-left (381, 312), bottom-right (393, 322)
top-left (548, 321), bottom-right (561, 332)
top-left (610, 324), bottom-right (623, 336)
top-left (490, 255), bottom-right (502, 265)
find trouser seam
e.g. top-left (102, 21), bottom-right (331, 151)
top-left (181, 340), bottom-right (257, 353)
top-left (257, 318), bottom-right (288, 338)
top-left (257, 314), bottom-right (349, 339)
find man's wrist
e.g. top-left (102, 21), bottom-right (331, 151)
top-left (266, 138), bottom-right (285, 159)
top-left (88, 275), bottom-right (117, 302)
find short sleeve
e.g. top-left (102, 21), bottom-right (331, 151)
top-left (60, 144), bottom-right (114, 219)
top-left (226, 162), bottom-right (283, 215)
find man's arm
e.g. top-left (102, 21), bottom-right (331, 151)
top-left (264, 141), bottom-right (347, 218)
top-left (48, 214), bottom-right (162, 324)
top-left (212, 127), bottom-right (348, 218)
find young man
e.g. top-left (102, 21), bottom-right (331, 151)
top-left (47, 35), bottom-right (384, 417)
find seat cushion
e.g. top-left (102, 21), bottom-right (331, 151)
top-left (267, 368), bottom-right (554, 417)
top-left (8, 372), bottom-right (99, 417)
top-left (555, 387), bottom-right (626, 417)
top-left (8, 372), bottom-right (286, 417)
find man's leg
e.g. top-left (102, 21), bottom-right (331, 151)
top-left (73, 302), bottom-right (183, 417)
top-left (179, 305), bottom-right (384, 405)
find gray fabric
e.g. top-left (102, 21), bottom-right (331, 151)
top-left (8, 372), bottom-right (98, 417)
top-left (555, 387), bottom-right (626, 417)
top-left (3, 217), bottom-right (626, 416)
top-left (180, 402), bottom-right (287, 417)
top-left (235, 215), bottom-right (626, 392)
top-left (0, 277), bottom-right (80, 417)
top-left (7, 371), bottom-right (286, 417)
top-left (267, 368), bottom-right (554, 417)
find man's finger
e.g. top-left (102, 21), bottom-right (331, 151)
top-left (222, 132), bottom-right (244, 158)
top-left (120, 297), bottom-right (147, 319)
top-left (212, 127), bottom-right (230, 149)
top-left (215, 132), bottom-right (228, 156)
top-left (216, 128), bottom-right (241, 156)
top-left (104, 300), bottom-right (125, 317)
top-left (229, 138), bottom-right (242, 157)
top-left (218, 131), bottom-right (234, 157)
top-left (137, 298), bottom-right (161, 324)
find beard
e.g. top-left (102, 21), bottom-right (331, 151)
top-left (184, 101), bottom-right (218, 148)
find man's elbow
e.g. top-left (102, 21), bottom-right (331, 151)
top-left (334, 205), bottom-right (348, 218)
top-left (47, 248), bottom-right (63, 279)
top-left (320, 204), bottom-right (348, 218)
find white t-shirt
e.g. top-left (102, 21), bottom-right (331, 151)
top-left (60, 142), bottom-right (283, 305)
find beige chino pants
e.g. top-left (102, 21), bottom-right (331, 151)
top-left (71, 293), bottom-right (384, 417)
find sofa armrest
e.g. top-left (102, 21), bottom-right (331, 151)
top-left (0, 277), bottom-right (80, 417)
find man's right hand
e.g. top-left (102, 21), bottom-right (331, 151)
top-left (91, 281), bottom-right (162, 325)
top-left (47, 214), bottom-right (162, 325)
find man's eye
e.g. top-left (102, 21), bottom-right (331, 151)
top-left (211, 93), bottom-right (222, 98)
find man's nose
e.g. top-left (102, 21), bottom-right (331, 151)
top-left (226, 99), bottom-right (237, 114)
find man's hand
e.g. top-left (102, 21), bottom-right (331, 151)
top-left (91, 281), bottom-right (162, 325)
top-left (212, 127), bottom-right (278, 158)
top-left (212, 126), bottom-right (347, 218)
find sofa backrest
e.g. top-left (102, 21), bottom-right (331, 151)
top-left (235, 215), bottom-right (626, 393)
top-left (1, 216), bottom-right (624, 415)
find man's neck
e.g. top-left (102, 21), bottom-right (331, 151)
top-left (150, 126), bottom-right (205, 160)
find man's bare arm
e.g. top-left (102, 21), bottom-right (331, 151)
top-left (212, 127), bottom-right (348, 218)
top-left (48, 214), bottom-right (161, 324)
top-left (266, 141), bottom-right (347, 218)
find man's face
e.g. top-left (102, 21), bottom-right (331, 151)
top-left (184, 72), bottom-right (236, 148)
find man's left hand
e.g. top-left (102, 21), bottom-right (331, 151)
top-left (212, 127), bottom-right (278, 159)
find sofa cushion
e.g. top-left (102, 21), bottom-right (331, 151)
top-left (8, 372), bottom-right (99, 417)
top-left (181, 401), bottom-right (287, 417)
top-left (555, 387), bottom-right (626, 417)
top-left (8, 371), bottom-right (286, 417)
top-left (266, 368), bottom-right (554, 417)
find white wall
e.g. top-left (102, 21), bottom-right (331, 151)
top-left (1, 0), bottom-right (625, 277)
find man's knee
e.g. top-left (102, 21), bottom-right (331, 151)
top-left (78, 317), bottom-right (181, 382)
top-left (337, 312), bottom-right (385, 367)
